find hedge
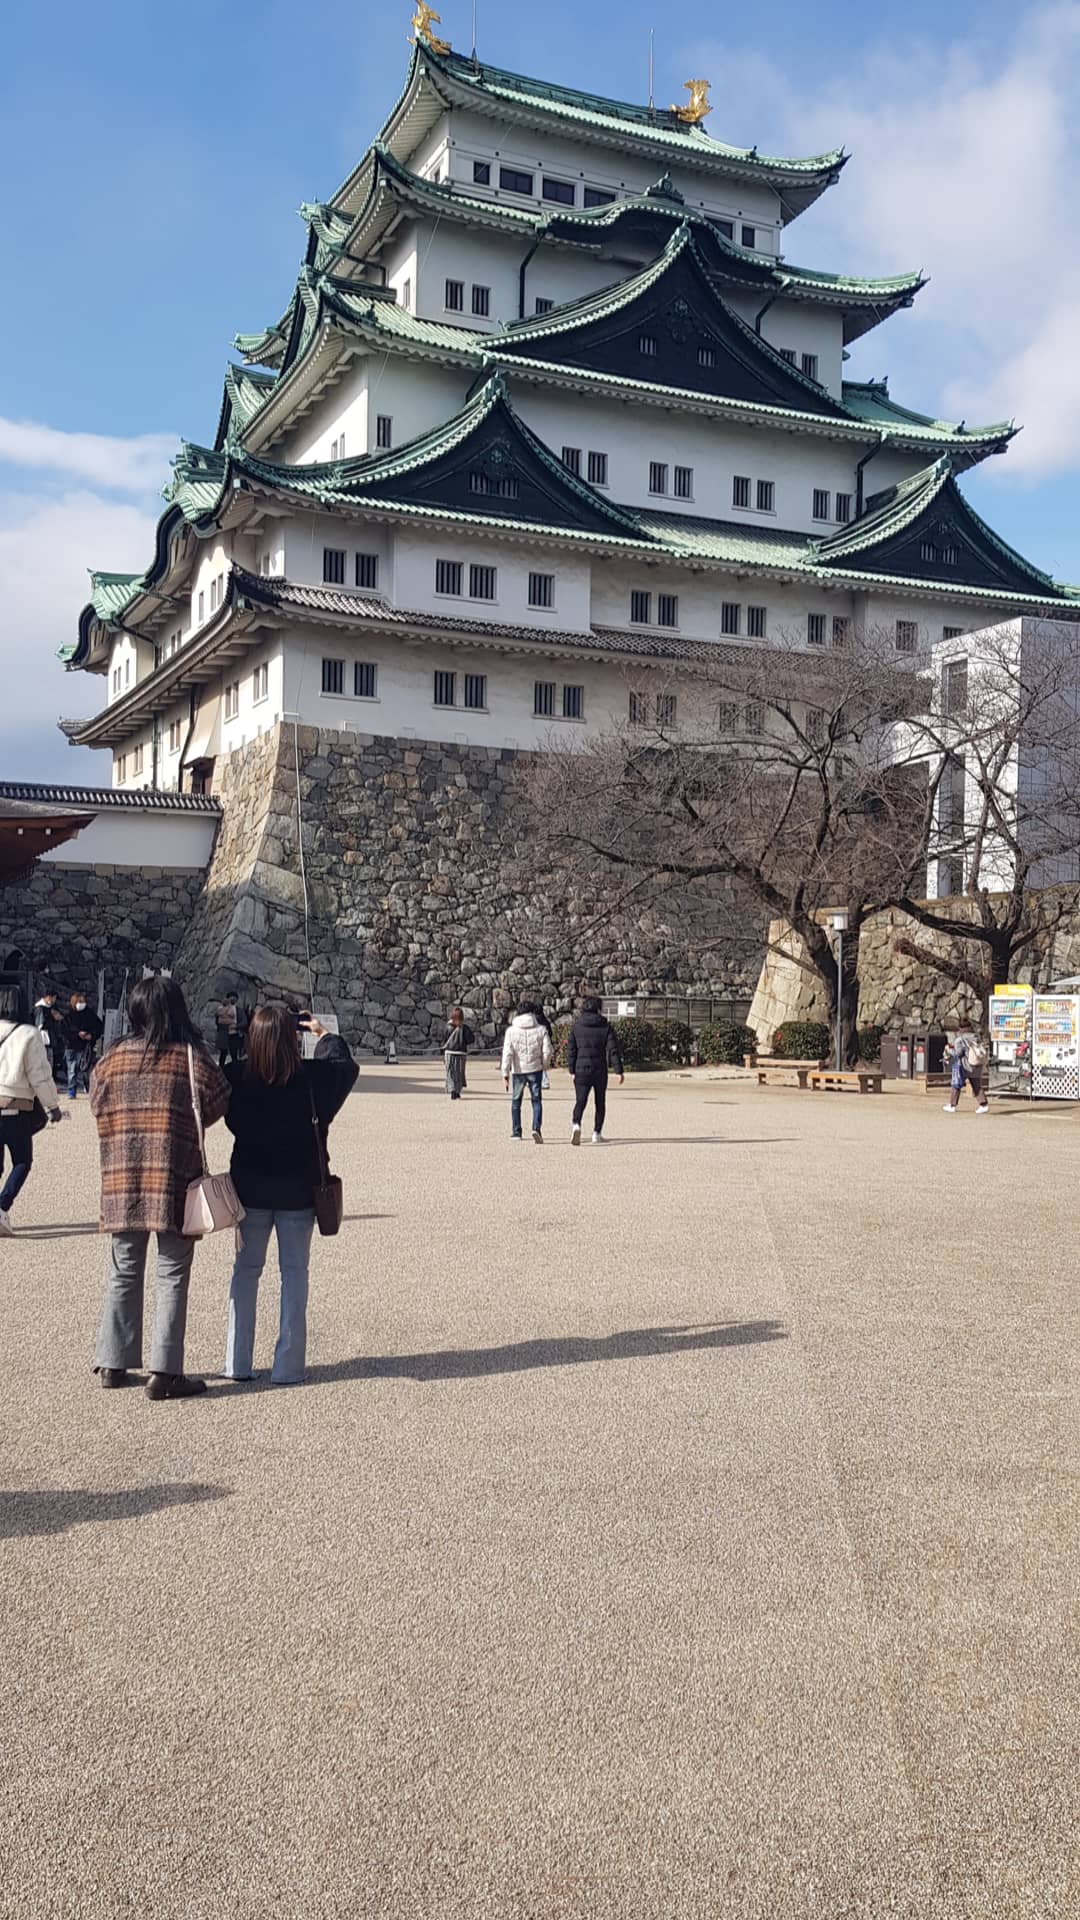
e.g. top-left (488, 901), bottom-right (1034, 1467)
top-left (697, 1022), bottom-right (759, 1065)
top-left (773, 1021), bottom-right (832, 1060)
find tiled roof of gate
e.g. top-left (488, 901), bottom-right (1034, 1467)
top-left (0, 780), bottom-right (221, 813)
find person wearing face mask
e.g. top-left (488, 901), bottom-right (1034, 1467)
top-left (61, 992), bottom-right (104, 1100)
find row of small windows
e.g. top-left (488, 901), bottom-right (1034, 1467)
top-left (805, 613), bottom-right (922, 653)
top-left (629, 692), bottom-right (677, 727)
top-left (472, 159), bottom-right (615, 209)
top-left (812, 489), bottom-right (853, 523)
top-left (445, 279), bottom-right (491, 317)
top-left (431, 561), bottom-right (556, 609)
top-left (732, 475), bottom-right (775, 513)
top-left (116, 744), bottom-right (146, 781)
top-left (323, 549), bottom-right (381, 589)
top-left (322, 657), bottom-right (379, 699)
top-left (562, 447), bottom-right (608, 486)
top-left (318, 660), bottom-right (586, 723)
top-left (628, 592), bottom-right (768, 638)
top-left (778, 349), bottom-right (820, 382)
top-left (111, 658), bottom-right (132, 695)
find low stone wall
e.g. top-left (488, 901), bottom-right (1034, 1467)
top-left (0, 862), bottom-right (207, 1003)
top-left (176, 724), bottom-right (760, 1050)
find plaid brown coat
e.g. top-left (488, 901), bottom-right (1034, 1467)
top-left (90, 1039), bottom-right (230, 1233)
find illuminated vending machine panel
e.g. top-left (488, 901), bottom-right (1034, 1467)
top-left (1031, 995), bottom-right (1080, 1100)
top-left (988, 987), bottom-right (1032, 1097)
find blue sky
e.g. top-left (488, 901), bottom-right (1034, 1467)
top-left (1, 0), bottom-right (1075, 778)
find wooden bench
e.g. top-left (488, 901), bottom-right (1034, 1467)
top-left (808, 1070), bottom-right (883, 1095)
top-left (756, 1066), bottom-right (811, 1089)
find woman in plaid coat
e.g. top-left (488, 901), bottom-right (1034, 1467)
top-left (90, 977), bottom-right (229, 1401)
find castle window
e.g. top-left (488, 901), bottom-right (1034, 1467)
top-left (471, 284), bottom-right (491, 318)
top-left (741, 224), bottom-right (756, 249)
top-left (813, 489), bottom-right (831, 521)
top-left (528, 572), bottom-right (554, 609)
top-left (629, 691), bottom-right (648, 725)
top-left (209, 577), bottom-right (218, 613)
top-left (716, 702), bottom-right (738, 733)
top-left (354, 662), bottom-right (377, 699)
top-left (808, 613), bottom-right (826, 647)
top-left (356, 553), bottom-right (379, 590)
top-left (435, 559), bottom-right (463, 597)
top-left (197, 591), bottom-right (204, 624)
top-left (587, 450), bottom-right (608, 486)
top-left (562, 445), bottom-right (582, 476)
top-left (779, 348), bottom-right (796, 365)
top-left (630, 590), bottom-right (652, 625)
top-left (920, 541), bottom-right (936, 562)
top-left (747, 604), bottom-right (767, 638)
top-left (721, 602), bottom-right (741, 636)
top-left (542, 176), bottom-right (575, 205)
top-left (835, 492), bottom-right (852, 523)
top-left (698, 345), bottom-right (717, 368)
top-left (832, 616), bottom-right (852, 648)
top-left (534, 680), bottom-right (556, 716)
top-left (943, 625), bottom-right (964, 641)
top-left (473, 161), bottom-right (491, 186)
top-left (400, 278), bottom-right (412, 311)
top-left (321, 658), bottom-right (344, 696)
top-left (125, 659), bottom-right (131, 687)
top-left (673, 465), bottom-right (693, 499)
top-left (639, 334), bottom-right (657, 357)
top-left (434, 670), bottom-right (457, 708)
top-left (583, 186), bottom-right (615, 207)
top-left (942, 546), bottom-right (958, 565)
top-left (756, 479), bottom-right (775, 512)
top-left (253, 664), bottom-right (269, 703)
top-left (464, 673), bottom-right (487, 710)
top-left (376, 415), bottom-right (392, 449)
top-left (656, 694), bottom-right (677, 727)
top-left (133, 744), bottom-right (144, 775)
top-left (323, 548), bottom-right (346, 585)
top-left (732, 475), bottom-right (751, 509)
top-left (744, 703), bottom-right (764, 735)
top-left (657, 593), bottom-right (679, 628)
top-left (534, 297), bottom-right (554, 314)
top-left (801, 353), bottom-right (819, 381)
top-left (649, 461), bottom-right (668, 495)
top-left (469, 564), bottom-right (497, 601)
top-left (223, 683), bottom-right (240, 722)
top-left (445, 278), bottom-right (464, 311)
top-left (896, 620), bottom-right (919, 654)
top-left (562, 684), bottom-right (584, 720)
top-left (168, 720), bottom-right (182, 752)
top-left (716, 218), bottom-right (734, 240)
top-left (469, 470), bottom-right (518, 498)
top-left (117, 753), bottom-right (127, 782)
top-left (499, 165), bottom-right (534, 196)
top-left (943, 659), bottom-right (968, 714)
top-left (807, 707), bottom-right (825, 742)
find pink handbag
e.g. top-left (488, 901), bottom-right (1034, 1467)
top-left (182, 1045), bottom-right (245, 1237)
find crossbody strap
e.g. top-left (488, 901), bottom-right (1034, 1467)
top-left (306, 1071), bottom-right (329, 1185)
top-left (187, 1044), bottom-right (209, 1175)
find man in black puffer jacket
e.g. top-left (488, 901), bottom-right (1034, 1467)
top-left (566, 997), bottom-right (624, 1145)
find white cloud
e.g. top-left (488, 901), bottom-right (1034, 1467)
top-left (0, 487), bottom-right (159, 782)
top-left (692, 3), bottom-right (1080, 480)
top-left (0, 418), bottom-right (177, 495)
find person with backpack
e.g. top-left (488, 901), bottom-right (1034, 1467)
top-left (442, 1006), bottom-right (474, 1100)
top-left (566, 997), bottom-right (625, 1144)
top-left (944, 1029), bottom-right (989, 1113)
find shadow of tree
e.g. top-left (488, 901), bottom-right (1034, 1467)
top-left (306, 1319), bottom-right (786, 1385)
top-left (0, 1482), bottom-right (231, 1539)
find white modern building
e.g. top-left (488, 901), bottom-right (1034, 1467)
top-left (63, 6), bottom-right (1080, 786)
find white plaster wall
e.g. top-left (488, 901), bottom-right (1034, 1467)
top-left (106, 632), bottom-right (152, 701)
top-left (281, 517), bottom-right (392, 590)
top-left (218, 638), bottom-right (288, 756)
top-left (724, 294), bottom-right (844, 400)
top-left (416, 220), bottom-right (620, 327)
top-left (393, 527), bottom-right (593, 631)
top-left (278, 363), bottom-right (371, 465)
top-left (40, 811), bottom-right (217, 870)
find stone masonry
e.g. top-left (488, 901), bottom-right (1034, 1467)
top-left (176, 724), bottom-right (759, 1050)
top-left (0, 862), bottom-right (206, 1004)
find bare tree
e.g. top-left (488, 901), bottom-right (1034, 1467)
top-left (520, 629), bottom-right (926, 1063)
top-left (883, 617), bottom-right (1080, 1004)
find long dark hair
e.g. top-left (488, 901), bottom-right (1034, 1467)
top-left (127, 977), bottom-right (204, 1058)
top-left (245, 1005), bottom-right (301, 1087)
top-left (0, 986), bottom-right (28, 1025)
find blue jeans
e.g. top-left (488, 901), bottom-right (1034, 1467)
top-left (511, 1071), bottom-right (543, 1136)
top-left (65, 1047), bottom-right (88, 1096)
top-left (224, 1207), bottom-right (316, 1384)
top-left (0, 1113), bottom-right (33, 1213)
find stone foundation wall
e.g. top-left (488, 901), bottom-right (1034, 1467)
top-left (0, 862), bottom-right (207, 1003)
top-left (176, 725), bottom-right (761, 1050)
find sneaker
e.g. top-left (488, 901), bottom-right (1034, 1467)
top-left (68, 1089), bottom-right (77, 1101)
top-left (145, 1372), bottom-right (207, 1401)
top-left (976, 1103), bottom-right (989, 1115)
top-left (592, 1132), bottom-right (604, 1144)
top-left (0, 1211), bottom-right (12, 1237)
top-left (942, 1105), bottom-right (956, 1113)
top-left (571, 1122), bottom-right (581, 1146)
top-left (532, 1128), bottom-right (543, 1144)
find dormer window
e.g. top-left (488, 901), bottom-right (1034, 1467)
top-left (639, 334), bottom-right (657, 357)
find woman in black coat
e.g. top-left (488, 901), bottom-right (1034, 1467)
top-left (222, 1006), bottom-right (357, 1384)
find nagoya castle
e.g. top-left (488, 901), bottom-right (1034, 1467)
top-left (35, 5), bottom-right (1078, 1039)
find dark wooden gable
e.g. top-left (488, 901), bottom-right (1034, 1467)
top-left (498, 233), bottom-right (844, 416)
top-left (826, 474), bottom-right (1057, 595)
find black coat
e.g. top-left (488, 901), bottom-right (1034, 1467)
top-left (566, 1011), bottom-right (623, 1079)
top-left (61, 1006), bottom-right (102, 1050)
top-left (223, 1035), bottom-right (358, 1210)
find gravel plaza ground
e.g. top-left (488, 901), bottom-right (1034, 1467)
top-left (2, 1058), bottom-right (1078, 1919)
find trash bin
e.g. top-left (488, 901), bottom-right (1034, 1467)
top-left (907, 1031), bottom-right (948, 1077)
top-left (880, 1036), bottom-right (903, 1079)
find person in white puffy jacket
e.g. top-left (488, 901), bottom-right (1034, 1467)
top-left (0, 985), bottom-right (65, 1235)
top-left (500, 1005), bottom-right (554, 1144)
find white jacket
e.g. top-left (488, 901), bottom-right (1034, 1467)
top-left (501, 1013), bottom-right (554, 1077)
top-left (0, 1019), bottom-right (61, 1113)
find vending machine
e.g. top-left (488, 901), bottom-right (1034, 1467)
top-left (1031, 995), bottom-right (1080, 1100)
top-left (988, 987), bottom-right (1032, 1099)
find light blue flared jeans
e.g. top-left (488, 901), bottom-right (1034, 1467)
top-left (224, 1206), bottom-right (316, 1385)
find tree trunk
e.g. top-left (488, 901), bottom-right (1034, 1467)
top-left (801, 922), bottom-right (861, 1068)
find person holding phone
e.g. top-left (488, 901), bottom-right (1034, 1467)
top-left (221, 1006), bottom-right (357, 1385)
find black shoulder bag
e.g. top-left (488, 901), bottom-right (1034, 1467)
top-left (306, 1076), bottom-right (344, 1236)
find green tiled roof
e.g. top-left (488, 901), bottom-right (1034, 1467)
top-left (636, 508), bottom-right (813, 569)
top-left (88, 571), bottom-right (145, 620)
top-left (215, 364), bottom-right (276, 449)
top-left (842, 380), bottom-right (1012, 446)
top-left (818, 456), bottom-right (1056, 590)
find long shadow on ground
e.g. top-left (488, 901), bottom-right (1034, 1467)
top-left (0, 1483), bottom-right (231, 1539)
top-left (305, 1319), bottom-right (786, 1385)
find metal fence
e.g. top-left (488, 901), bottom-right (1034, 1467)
top-left (599, 994), bottom-right (753, 1032)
